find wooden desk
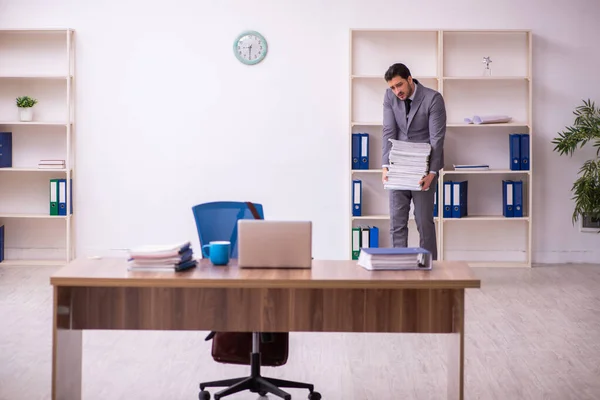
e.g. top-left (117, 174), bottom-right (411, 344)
top-left (50, 258), bottom-right (480, 400)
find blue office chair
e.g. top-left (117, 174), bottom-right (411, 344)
top-left (191, 201), bottom-right (320, 400)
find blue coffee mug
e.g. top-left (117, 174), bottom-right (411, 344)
top-left (202, 241), bottom-right (231, 265)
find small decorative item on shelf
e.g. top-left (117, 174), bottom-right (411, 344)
top-left (482, 56), bottom-right (492, 76)
top-left (16, 95), bottom-right (38, 122)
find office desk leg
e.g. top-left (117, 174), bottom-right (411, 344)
top-left (447, 289), bottom-right (465, 400)
top-left (52, 287), bottom-right (82, 400)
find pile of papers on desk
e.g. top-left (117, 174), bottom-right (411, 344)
top-left (384, 139), bottom-right (431, 191)
top-left (357, 247), bottom-right (432, 271)
top-left (127, 241), bottom-right (197, 272)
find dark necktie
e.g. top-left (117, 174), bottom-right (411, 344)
top-left (404, 99), bottom-right (412, 118)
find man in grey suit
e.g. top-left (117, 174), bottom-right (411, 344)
top-left (381, 63), bottom-right (446, 260)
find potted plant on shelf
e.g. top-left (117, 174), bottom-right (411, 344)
top-left (551, 98), bottom-right (600, 228)
top-left (16, 95), bottom-right (38, 122)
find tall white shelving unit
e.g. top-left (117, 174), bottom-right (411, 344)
top-left (0, 29), bottom-right (76, 266)
top-left (349, 29), bottom-right (532, 268)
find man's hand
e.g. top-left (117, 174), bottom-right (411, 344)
top-left (382, 167), bottom-right (388, 184)
top-left (419, 173), bottom-right (436, 191)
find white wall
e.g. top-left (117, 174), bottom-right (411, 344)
top-left (0, 0), bottom-right (599, 263)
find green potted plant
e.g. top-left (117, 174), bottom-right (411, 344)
top-left (16, 95), bottom-right (38, 122)
top-left (551, 99), bottom-right (600, 228)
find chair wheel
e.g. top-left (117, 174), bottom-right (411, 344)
top-left (258, 391), bottom-right (267, 396)
top-left (309, 392), bottom-right (321, 400)
top-left (199, 390), bottom-right (210, 400)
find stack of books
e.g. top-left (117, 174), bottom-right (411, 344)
top-left (127, 241), bottom-right (197, 272)
top-left (38, 159), bottom-right (65, 169)
top-left (357, 247), bottom-right (432, 271)
top-left (384, 139), bottom-right (431, 191)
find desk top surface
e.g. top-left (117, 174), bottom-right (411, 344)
top-left (50, 258), bottom-right (481, 290)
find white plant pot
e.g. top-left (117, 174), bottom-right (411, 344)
top-left (19, 107), bottom-right (33, 122)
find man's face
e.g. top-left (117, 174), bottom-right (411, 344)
top-left (388, 76), bottom-right (413, 100)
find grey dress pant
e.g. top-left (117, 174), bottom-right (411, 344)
top-left (388, 175), bottom-right (438, 260)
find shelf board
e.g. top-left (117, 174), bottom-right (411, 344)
top-left (442, 215), bottom-right (529, 221)
top-left (443, 76), bottom-right (530, 81)
top-left (0, 75), bottom-right (72, 79)
top-left (446, 123), bottom-right (530, 128)
top-left (0, 213), bottom-right (69, 219)
top-left (353, 215), bottom-right (390, 220)
top-left (442, 169), bottom-right (530, 175)
top-left (465, 261), bottom-right (530, 268)
top-left (0, 259), bottom-right (67, 266)
top-left (353, 122), bottom-right (530, 128)
top-left (352, 74), bottom-right (439, 80)
top-left (352, 169), bottom-right (381, 174)
top-left (0, 167), bottom-right (67, 172)
top-left (353, 215), bottom-right (440, 221)
top-left (0, 121), bottom-right (69, 126)
top-left (0, 28), bottom-right (73, 32)
top-left (352, 121), bottom-right (382, 126)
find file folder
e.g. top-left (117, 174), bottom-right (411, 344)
top-left (0, 224), bottom-right (4, 262)
top-left (352, 133), bottom-right (361, 170)
top-left (359, 133), bottom-right (369, 169)
top-left (452, 181), bottom-right (468, 218)
top-left (58, 178), bottom-right (73, 216)
top-left (519, 134), bottom-right (530, 170)
top-left (513, 180), bottom-right (523, 217)
top-left (0, 132), bottom-right (12, 168)
top-left (502, 180), bottom-right (514, 217)
top-left (357, 225), bottom-right (380, 249)
top-left (352, 179), bottom-right (362, 217)
top-left (443, 181), bottom-right (453, 218)
top-left (433, 181), bottom-right (438, 217)
top-left (369, 226), bottom-right (379, 247)
top-left (351, 227), bottom-right (361, 260)
top-left (509, 133), bottom-right (521, 170)
top-left (49, 179), bottom-right (59, 215)
top-left (360, 225), bottom-right (370, 248)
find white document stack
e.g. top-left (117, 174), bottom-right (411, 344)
top-left (384, 139), bottom-right (431, 191)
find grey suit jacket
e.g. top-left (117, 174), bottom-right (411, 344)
top-left (382, 81), bottom-right (447, 173)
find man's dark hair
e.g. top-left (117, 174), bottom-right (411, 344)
top-left (384, 63), bottom-right (411, 81)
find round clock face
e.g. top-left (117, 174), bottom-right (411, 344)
top-left (234, 31), bottom-right (268, 65)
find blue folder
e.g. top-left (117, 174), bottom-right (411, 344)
top-left (359, 133), bottom-right (369, 169)
top-left (451, 181), bottom-right (468, 218)
top-left (352, 179), bottom-right (362, 216)
top-left (519, 134), bottom-right (530, 170)
top-left (0, 132), bottom-right (12, 168)
top-left (352, 133), bottom-right (361, 169)
top-left (502, 180), bottom-right (514, 217)
top-left (509, 133), bottom-right (521, 170)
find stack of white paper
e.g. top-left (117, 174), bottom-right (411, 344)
top-left (384, 139), bottom-right (431, 191)
top-left (127, 241), bottom-right (197, 271)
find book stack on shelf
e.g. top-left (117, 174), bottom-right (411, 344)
top-left (357, 247), bottom-right (432, 271)
top-left (127, 241), bottom-right (198, 272)
top-left (0, 28), bottom-right (75, 265)
top-left (38, 159), bottom-right (65, 169)
top-left (349, 29), bottom-right (533, 267)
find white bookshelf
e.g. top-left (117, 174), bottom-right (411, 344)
top-left (0, 29), bottom-right (75, 266)
top-left (349, 29), bottom-right (533, 267)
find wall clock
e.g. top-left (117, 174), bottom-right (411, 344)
top-left (233, 30), bottom-right (268, 65)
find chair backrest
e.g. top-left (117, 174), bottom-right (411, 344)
top-left (191, 201), bottom-right (264, 258)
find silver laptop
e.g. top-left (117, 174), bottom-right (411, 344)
top-left (237, 220), bottom-right (312, 268)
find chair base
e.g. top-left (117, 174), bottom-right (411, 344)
top-left (199, 352), bottom-right (319, 400)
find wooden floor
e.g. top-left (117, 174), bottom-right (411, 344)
top-left (1, 263), bottom-right (599, 400)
